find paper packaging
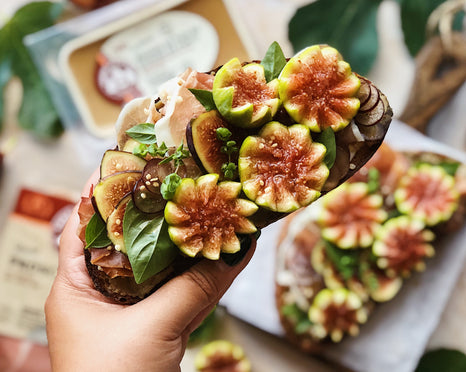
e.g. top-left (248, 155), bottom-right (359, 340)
top-left (0, 188), bottom-right (74, 345)
top-left (221, 120), bottom-right (466, 372)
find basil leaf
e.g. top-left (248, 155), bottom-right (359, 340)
top-left (126, 123), bottom-right (157, 144)
top-left (161, 173), bottom-right (182, 200)
top-left (415, 349), bottom-right (466, 372)
top-left (85, 213), bottom-right (111, 249)
top-left (189, 89), bottom-right (216, 111)
top-left (315, 128), bottom-right (336, 169)
top-left (0, 1), bottom-right (64, 137)
top-left (261, 41), bottom-right (287, 82)
top-left (123, 200), bottom-right (177, 284)
top-left (367, 167), bottom-right (380, 193)
top-left (400, 0), bottom-right (446, 57)
top-left (288, 0), bottom-right (381, 75)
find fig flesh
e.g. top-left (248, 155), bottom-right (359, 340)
top-left (318, 182), bottom-right (387, 249)
top-left (372, 216), bottom-right (435, 278)
top-left (239, 122), bottom-right (329, 213)
top-left (213, 58), bottom-right (280, 128)
top-left (279, 45), bottom-right (360, 132)
top-left (107, 194), bottom-right (131, 253)
top-left (93, 171), bottom-right (141, 221)
top-left (100, 150), bottom-right (147, 178)
top-left (308, 288), bottom-right (368, 342)
top-left (394, 164), bottom-right (459, 226)
top-left (187, 110), bottom-right (241, 177)
top-left (195, 340), bottom-right (251, 372)
top-left (164, 174), bottom-right (258, 260)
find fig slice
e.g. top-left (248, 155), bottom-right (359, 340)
top-left (100, 150), bottom-right (147, 178)
top-left (107, 194), bottom-right (131, 253)
top-left (308, 288), bottom-right (369, 342)
top-left (239, 122), bottom-right (329, 213)
top-left (164, 174), bottom-right (258, 260)
top-left (187, 110), bottom-right (240, 177)
top-left (318, 182), bottom-right (387, 249)
top-left (212, 58), bottom-right (280, 128)
top-left (93, 171), bottom-right (141, 221)
top-left (372, 216), bottom-right (435, 278)
top-left (195, 340), bottom-right (251, 372)
top-left (394, 164), bottom-right (459, 226)
top-left (279, 45), bottom-right (360, 132)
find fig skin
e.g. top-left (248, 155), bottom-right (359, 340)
top-left (164, 174), bottom-right (258, 260)
top-left (213, 58), bottom-right (280, 128)
top-left (394, 164), bottom-right (460, 226)
top-left (372, 216), bottom-right (435, 278)
top-left (100, 150), bottom-right (147, 178)
top-left (195, 340), bottom-right (251, 372)
top-left (93, 171), bottom-right (141, 221)
top-left (239, 122), bottom-right (329, 213)
top-left (279, 45), bottom-right (360, 133)
top-left (308, 288), bottom-right (368, 342)
top-left (318, 182), bottom-right (387, 249)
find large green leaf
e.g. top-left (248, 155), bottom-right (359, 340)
top-left (0, 1), bottom-right (63, 137)
top-left (288, 0), bottom-right (381, 75)
top-left (415, 349), bottom-right (466, 372)
top-left (123, 200), bottom-right (178, 284)
top-left (400, 0), bottom-right (447, 56)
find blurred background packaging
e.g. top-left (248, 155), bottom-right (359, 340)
top-left (0, 0), bottom-right (465, 371)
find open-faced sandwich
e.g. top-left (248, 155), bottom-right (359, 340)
top-left (76, 42), bottom-right (393, 304)
top-left (275, 142), bottom-right (466, 352)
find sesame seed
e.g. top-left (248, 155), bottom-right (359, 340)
top-left (349, 163), bottom-right (356, 170)
top-left (139, 185), bottom-right (146, 191)
top-left (145, 181), bottom-right (151, 186)
top-left (146, 174), bottom-right (152, 180)
top-left (115, 219), bottom-right (121, 225)
top-left (115, 245), bottom-right (121, 251)
top-left (114, 231), bottom-right (120, 236)
top-left (141, 193), bottom-right (147, 199)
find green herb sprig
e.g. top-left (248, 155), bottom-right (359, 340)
top-left (126, 123), bottom-right (191, 200)
top-left (216, 127), bottom-right (238, 180)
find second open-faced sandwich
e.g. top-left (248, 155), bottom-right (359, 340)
top-left (77, 42), bottom-right (393, 304)
top-left (275, 142), bottom-right (466, 351)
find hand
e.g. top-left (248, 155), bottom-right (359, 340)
top-left (45, 173), bottom-right (256, 372)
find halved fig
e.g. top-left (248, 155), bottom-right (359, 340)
top-left (360, 267), bottom-right (403, 303)
top-left (187, 111), bottom-right (238, 176)
top-left (195, 340), bottom-right (251, 372)
top-left (212, 58), bottom-right (280, 128)
top-left (394, 164), bottom-right (459, 226)
top-left (93, 171), bottom-right (141, 221)
top-left (372, 216), bottom-right (435, 278)
top-left (107, 194), bottom-right (131, 253)
top-left (308, 288), bottom-right (369, 342)
top-left (239, 122), bottom-right (329, 213)
top-left (279, 45), bottom-right (360, 132)
top-left (100, 150), bottom-right (147, 178)
top-left (164, 174), bottom-right (258, 260)
top-left (318, 183), bottom-right (387, 249)
top-left (133, 157), bottom-right (202, 214)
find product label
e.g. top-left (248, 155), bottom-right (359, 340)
top-left (96, 10), bottom-right (219, 104)
top-left (0, 189), bottom-right (75, 344)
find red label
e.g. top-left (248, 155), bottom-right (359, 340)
top-left (13, 189), bottom-right (74, 223)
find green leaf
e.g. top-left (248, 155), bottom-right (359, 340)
top-left (315, 128), bottom-right (336, 169)
top-left (189, 88), bottom-right (216, 111)
top-left (367, 167), bottom-right (380, 193)
top-left (0, 58), bottom-right (12, 132)
top-left (126, 123), bottom-right (157, 144)
top-left (400, 0), bottom-right (446, 57)
top-left (188, 307), bottom-right (217, 344)
top-left (323, 240), bottom-right (360, 280)
top-left (261, 41), bottom-right (287, 82)
top-left (161, 173), bottom-right (182, 200)
top-left (85, 213), bottom-right (111, 249)
top-left (123, 200), bottom-right (178, 284)
top-left (415, 349), bottom-right (466, 372)
top-left (0, 1), bottom-right (64, 137)
top-left (288, 0), bottom-right (381, 75)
